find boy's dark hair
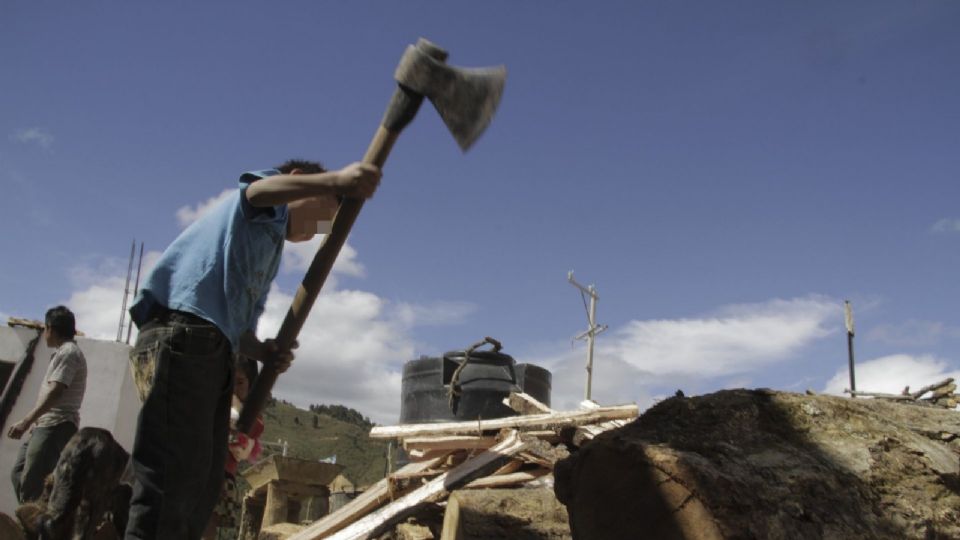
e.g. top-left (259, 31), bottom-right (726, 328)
top-left (45, 306), bottom-right (76, 340)
top-left (275, 159), bottom-right (326, 175)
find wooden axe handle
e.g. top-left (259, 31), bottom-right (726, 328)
top-left (238, 101), bottom-right (413, 433)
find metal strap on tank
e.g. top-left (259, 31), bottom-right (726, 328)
top-left (447, 336), bottom-right (503, 415)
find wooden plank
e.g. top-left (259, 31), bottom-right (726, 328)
top-left (503, 392), bottom-right (553, 415)
top-left (844, 389), bottom-right (916, 400)
top-left (387, 467), bottom-right (445, 489)
top-left (526, 430), bottom-right (562, 444)
top-left (930, 383), bottom-right (957, 400)
top-left (407, 448), bottom-right (453, 462)
top-left (285, 456), bottom-right (443, 540)
top-left (6, 317), bottom-right (84, 336)
top-left (910, 378), bottom-right (955, 399)
top-left (292, 431), bottom-right (528, 540)
top-left (489, 459), bottom-right (523, 477)
top-left (403, 435), bottom-right (497, 453)
top-left (571, 400), bottom-right (629, 444)
top-left (6, 317), bottom-right (43, 330)
top-left (370, 404), bottom-right (639, 440)
top-left (461, 469), bottom-right (549, 490)
top-left (572, 419), bottom-right (629, 446)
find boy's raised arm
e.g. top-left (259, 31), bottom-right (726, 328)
top-left (245, 162), bottom-right (380, 207)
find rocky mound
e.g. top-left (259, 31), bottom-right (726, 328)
top-left (554, 389), bottom-right (960, 540)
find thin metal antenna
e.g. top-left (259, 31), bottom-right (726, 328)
top-left (117, 239), bottom-right (136, 342)
top-left (125, 242), bottom-right (145, 344)
top-left (568, 271), bottom-right (607, 401)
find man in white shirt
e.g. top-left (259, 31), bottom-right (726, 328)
top-left (8, 305), bottom-right (87, 503)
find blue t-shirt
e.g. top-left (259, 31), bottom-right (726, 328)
top-left (129, 169), bottom-right (287, 350)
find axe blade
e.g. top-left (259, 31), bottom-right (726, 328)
top-left (430, 65), bottom-right (506, 151)
top-left (394, 41), bottom-right (507, 152)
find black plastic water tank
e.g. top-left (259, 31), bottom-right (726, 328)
top-left (399, 348), bottom-right (551, 424)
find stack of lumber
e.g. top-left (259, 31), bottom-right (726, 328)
top-left (7, 317), bottom-right (85, 336)
top-left (284, 394), bottom-right (638, 540)
top-left (846, 378), bottom-right (959, 409)
top-left (6, 317), bottom-right (44, 330)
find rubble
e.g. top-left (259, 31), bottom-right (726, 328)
top-left (282, 394), bottom-right (637, 540)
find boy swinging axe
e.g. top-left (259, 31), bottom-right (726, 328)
top-left (125, 38), bottom-right (503, 540)
top-left (238, 38), bottom-right (506, 433)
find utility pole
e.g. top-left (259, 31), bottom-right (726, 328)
top-left (845, 300), bottom-right (856, 398)
top-left (568, 271), bottom-right (607, 402)
top-left (117, 240), bottom-right (136, 342)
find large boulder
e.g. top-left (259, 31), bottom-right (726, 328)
top-left (554, 389), bottom-right (960, 539)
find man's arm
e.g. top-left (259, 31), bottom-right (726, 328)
top-left (7, 382), bottom-right (67, 439)
top-left (245, 162), bottom-right (380, 207)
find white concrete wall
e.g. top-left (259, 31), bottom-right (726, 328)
top-left (0, 326), bottom-right (141, 516)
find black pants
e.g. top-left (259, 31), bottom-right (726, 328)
top-left (124, 313), bottom-right (233, 540)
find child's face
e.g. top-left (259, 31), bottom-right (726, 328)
top-left (286, 195), bottom-right (339, 242)
top-left (234, 371), bottom-right (250, 401)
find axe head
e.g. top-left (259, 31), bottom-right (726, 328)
top-left (395, 39), bottom-right (506, 151)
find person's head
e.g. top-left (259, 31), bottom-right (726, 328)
top-left (43, 305), bottom-right (76, 346)
top-left (234, 355), bottom-right (259, 402)
top-left (276, 158), bottom-right (342, 243)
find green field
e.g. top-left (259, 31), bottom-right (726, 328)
top-left (256, 399), bottom-right (392, 487)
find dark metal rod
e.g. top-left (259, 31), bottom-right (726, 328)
top-left (847, 332), bottom-right (856, 397)
top-left (117, 239), bottom-right (136, 342)
top-left (126, 241), bottom-right (145, 344)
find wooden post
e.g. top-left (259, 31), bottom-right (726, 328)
top-left (263, 481), bottom-right (289, 528)
top-left (845, 300), bottom-right (856, 398)
top-left (238, 494), bottom-right (264, 540)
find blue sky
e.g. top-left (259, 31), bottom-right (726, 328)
top-left (2, 2), bottom-right (959, 422)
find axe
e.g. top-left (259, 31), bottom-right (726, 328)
top-left (238, 38), bottom-right (506, 433)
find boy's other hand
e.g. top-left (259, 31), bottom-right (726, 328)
top-left (262, 339), bottom-right (297, 374)
top-left (336, 162), bottom-right (381, 199)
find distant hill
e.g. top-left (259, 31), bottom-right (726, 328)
top-left (256, 399), bottom-right (391, 487)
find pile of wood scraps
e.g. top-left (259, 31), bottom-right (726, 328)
top-left (285, 393), bottom-right (638, 540)
top-left (845, 378), bottom-right (959, 409)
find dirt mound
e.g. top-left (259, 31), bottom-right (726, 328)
top-left (554, 389), bottom-right (960, 540)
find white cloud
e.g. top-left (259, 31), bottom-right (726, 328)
top-left (540, 348), bottom-right (658, 412)
top-left (931, 218), bottom-right (960, 234)
top-left (281, 236), bottom-right (365, 281)
top-left (176, 189), bottom-right (234, 228)
top-left (67, 275), bottom-right (130, 341)
top-left (528, 296), bottom-right (839, 410)
top-left (11, 128), bottom-right (54, 150)
top-left (822, 354), bottom-right (960, 397)
top-left (64, 251), bottom-right (162, 341)
top-left (605, 296), bottom-right (837, 378)
top-left (255, 285), bottom-right (413, 424)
